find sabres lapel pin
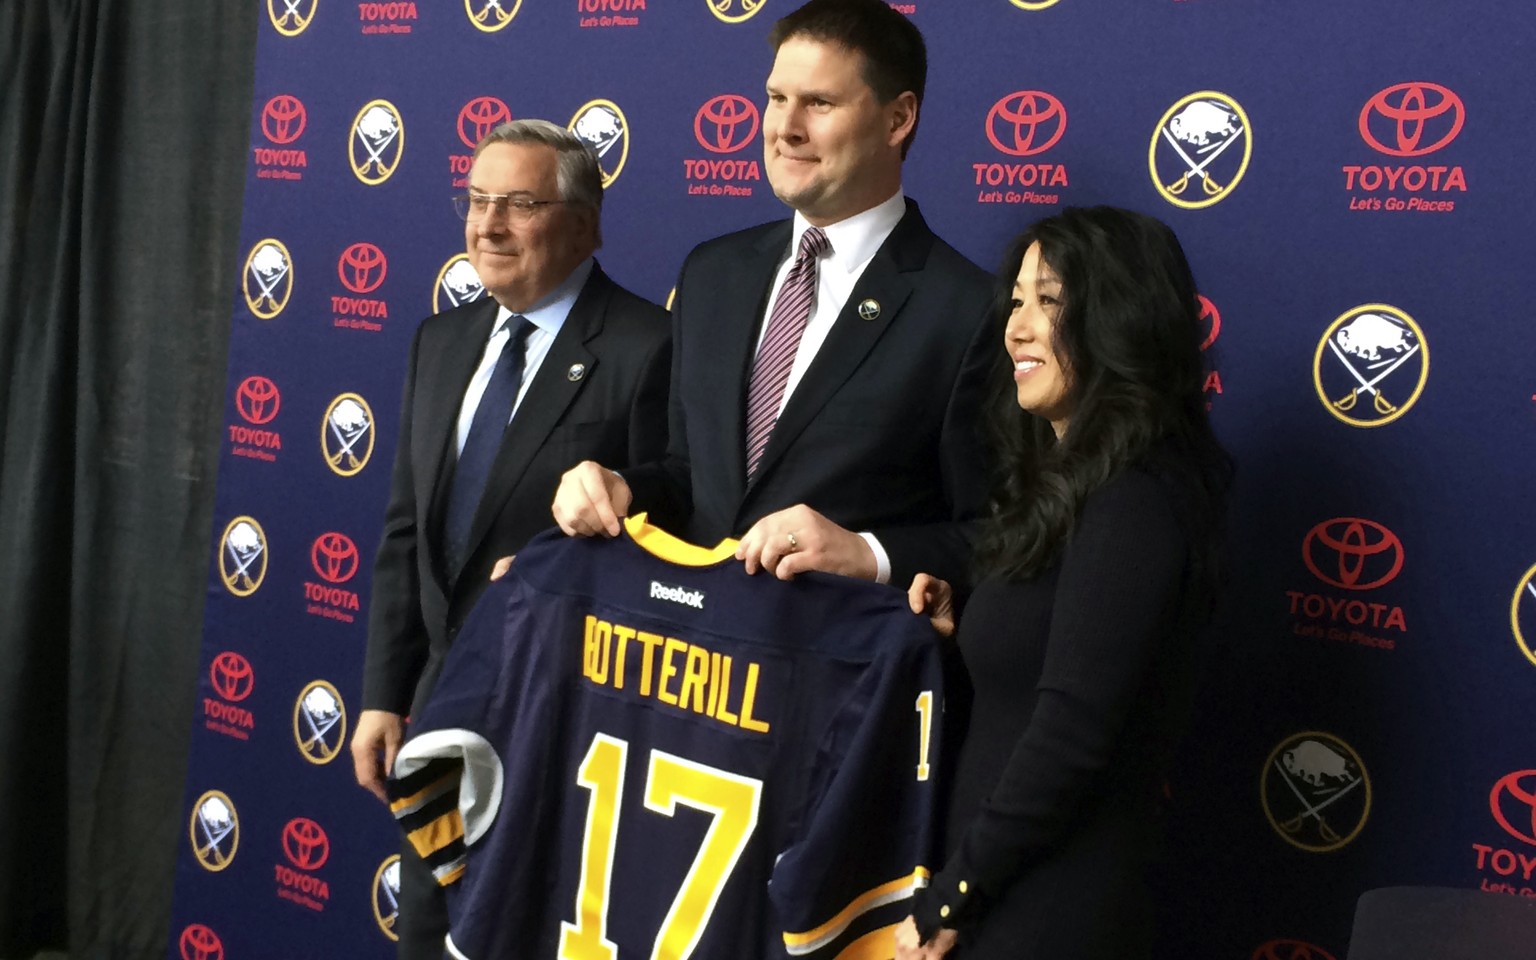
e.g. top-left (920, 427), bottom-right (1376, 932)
top-left (567, 363), bottom-right (586, 382)
top-left (857, 299), bottom-right (881, 321)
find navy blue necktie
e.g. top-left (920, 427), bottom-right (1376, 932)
top-left (443, 316), bottom-right (536, 572)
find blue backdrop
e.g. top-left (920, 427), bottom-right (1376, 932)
top-left (170, 1), bottom-right (1536, 958)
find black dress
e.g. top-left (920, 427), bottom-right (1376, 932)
top-left (912, 461), bottom-right (1215, 958)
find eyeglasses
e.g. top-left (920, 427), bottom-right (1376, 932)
top-left (453, 191), bottom-right (567, 222)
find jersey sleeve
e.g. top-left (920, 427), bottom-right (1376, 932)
top-left (769, 632), bottom-right (946, 958)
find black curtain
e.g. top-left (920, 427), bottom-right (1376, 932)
top-left (0, 2), bottom-right (255, 957)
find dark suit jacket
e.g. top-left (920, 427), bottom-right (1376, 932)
top-left (363, 263), bottom-right (670, 716)
top-left (624, 200), bottom-right (996, 588)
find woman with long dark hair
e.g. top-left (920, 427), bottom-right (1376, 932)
top-left (895, 207), bottom-right (1231, 958)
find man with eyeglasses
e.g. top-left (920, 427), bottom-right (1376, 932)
top-left (350, 118), bottom-right (670, 960)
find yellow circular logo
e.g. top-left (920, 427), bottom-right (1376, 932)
top-left (1312, 304), bottom-right (1428, 428)
top-left (1512, 562), bottom-right (1536, 669)
top-left (464, 0), bottom-right (521, 31)
top-left (1260, 731), bottom-right (1371, 852)
top-left (707, 0), bottom-right (767, 23)
top-left (243, 239), bottom-right (293, 320)
top-left (321, 393), bottom-right (375, 477)
top-left (350, 100), bottom-right (405, 186)
top-left (267, 0), bottom-right (318, 36)
top-left (665, 286), bottom-right (676, 311)
top-left (433, 253), bottom-right (487, 314)
top-left (569, 99), bottom-right (629, 188)
top-left (1009, 0), bottom-right (1062, 9)
top-left (219, 516), bottom-right (268, 597)
top-left (373, 854), bottom-right (403, 940)
top-left (293, 680), bottom-right (347, 765)
top-left (1149, 91), bottom-right (1251, 209)
top-left (190, 790), bottom-right (240, 872)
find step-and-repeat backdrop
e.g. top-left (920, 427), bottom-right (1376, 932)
top-left (168, 1), bottom-right (1534, 958)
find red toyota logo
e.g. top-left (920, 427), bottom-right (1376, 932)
top-left (986, 91), bottom-right (1067, 157)
top-left (694, 95), bottom-right (760, 154)
top-left (458, 96), bottom-right (512, 149)
top-left (310, 533), bottom-right (359, 584)
top-left (1197, 295), bottom-right (1221, 351)
top-left (235, 376), bottom-right (281, 425)
top-left (261, 95), bottom-right (307, 145)
top-left (1301, 518), bottom-right (1404, 591)
top-left (1252, 941), bottom-right (1337, 960)
top-left (282, 817), bottom-right (330, 870)
top-left (1491, 770), bottom-right (1536, 847)
top-left (209, 652), bottom-right (254, 702)
top-left (1359, 82), bottom-right (1464, 157)
top-left (338, 243), bottom-right (387, 295)
top-left (179, 924), bottom-right (224, 960)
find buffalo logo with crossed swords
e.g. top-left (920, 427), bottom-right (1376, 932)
top-left (266, 0), bottom-right (316, 36)
top-left (350, 100), bottom-right (405, 186)
top-left (243, 239), bottom-right (293, 320)
top-left (293, 681), bottom-right (347, 765)
top-left (219, 516), bottom-right (268, 597)
top-left (568, 100), bottom-right (630, 188)
top-left (464, 0), bottom-right (522, 32)
top-left (1261, 732), bottom-right (1372, 852)
top-left (1511, 562), bottom-right (1536, 670)
top-left (1313, 304), bottom-right (1429, 428)
top-left (1149, 92), bottom-right (1252, 210)
top-left (189, 790), bottom-right (240, 872)
top-left (322, 393), bottom-right (375, 477)
top-left (373, 855), bottom-right (403, 940)
top-left (435, 254), bottom-right (487, 314)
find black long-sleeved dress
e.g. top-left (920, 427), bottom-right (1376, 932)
top-left (912, 460), bottom-right (1215, 958)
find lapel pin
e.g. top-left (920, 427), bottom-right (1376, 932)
top-left (567, 363), bottom-right (586, 382)
top-left (857, 299), bottom-right (881, 321)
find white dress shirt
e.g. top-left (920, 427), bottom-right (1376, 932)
top-left (753, 191), bottom-right (906, 582)
top-left (454, 258), bottom-right (594, 456)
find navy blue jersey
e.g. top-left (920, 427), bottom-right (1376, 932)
top-left (388, 516), bottom-right (944, 960)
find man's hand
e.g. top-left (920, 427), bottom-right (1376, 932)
top-left (351, 709), bottom-right (406, 804)
top-left (736, 504), bottom-right (876, 581)
top-left (906, 573), bottom-right (956, 637)
top-left (894, 917), bottom-right (959, 960)
top-left (552, 461), bottom-right (632, 537)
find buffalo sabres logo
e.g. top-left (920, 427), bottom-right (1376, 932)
top-left (219, 516), bottom-right (268, 597)
top-left (464, 0), bottom-right (521, 32)
top-left (434, 254), bottom-right (487, 313)
top-left (569, 100), bottom-right (629, 188)
top-left (267, 0), bottom-right (317, 36)
top-left (321, 393), bottom-right (375, 477)
top-left (293, 680), bottom-right (347, 765)
top-left (1313, 304), bottom-right (1428, 427)
top-left (1261, 732), bottom-right (1371, 852)
top-left (1150, 92), bottom-right (1251, 209)
top-left (243, 240), bottom-right (293, 320)
top-left (707, 0), bottom-right (767, 23)
top-left (372, 855), bottom-right (403, 940)
top-left (351, 100), bottom-right (405, 185)
top-left (1512, 563), bottom-right (1536, 669)
top-left (1009, 0), bottom-right (1063, 10)
top-left (189, 790), bottom-right (240, 871)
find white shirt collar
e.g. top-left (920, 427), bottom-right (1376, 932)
top-left (492, 257), bottom-right (594, 338)
top-left (788, 190), bottom-right (906, 274)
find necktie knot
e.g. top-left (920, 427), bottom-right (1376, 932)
top-left (797, 226), bottom-right (830, 263)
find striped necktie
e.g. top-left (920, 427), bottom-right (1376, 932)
top-left (743, 226), bottom-right (829, 478)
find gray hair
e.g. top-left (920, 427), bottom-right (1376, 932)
top-left (474, 119), bottom-right (603, 216)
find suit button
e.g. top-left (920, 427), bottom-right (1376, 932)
top-left (939, 905), bottom-right (950, 919)
top-left (958, 881), bottom-right (968, 894)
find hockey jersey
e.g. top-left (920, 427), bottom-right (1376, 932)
top-left (388, 515), bottom-right (944, 960)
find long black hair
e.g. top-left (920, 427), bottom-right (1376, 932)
top-left (978, 206), bottom-right (1230, 586)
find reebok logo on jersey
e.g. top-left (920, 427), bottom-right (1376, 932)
top-left (650, 581), bottom-right (705, 609)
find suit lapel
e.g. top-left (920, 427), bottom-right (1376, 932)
top-left (454, 266), bottom-right (608, 573)
top-left (424, 297), bottom-right (500, 582)
top-left (717, 223), bottom-right (794, 497)
top-left (748, 201), bottom-right (930, 488)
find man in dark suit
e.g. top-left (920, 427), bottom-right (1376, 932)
top-left (350, 119), bottom-right (669, 959)
top-left (553, 0), bottom-right (994, 590)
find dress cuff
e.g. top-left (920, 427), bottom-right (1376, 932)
top-left (912, 866), bottom-right (984, 941)
top-left (858, 531), bottom-right (891, 584)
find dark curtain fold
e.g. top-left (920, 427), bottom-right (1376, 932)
top-left (0, 2), bottom-right (256, 957)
